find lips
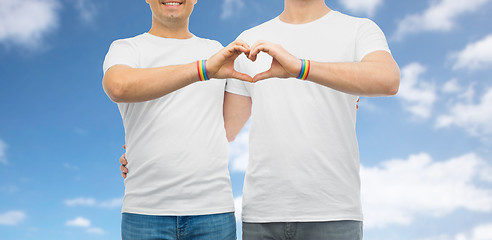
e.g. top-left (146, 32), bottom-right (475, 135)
top-left (161, 1), bottom-right (183, 6)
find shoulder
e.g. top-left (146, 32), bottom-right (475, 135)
top-left (109, 34), bottom-right (146, 49)
top-left (331, 11), bottom-right (375, 27)
top-left (237, 17), bottom-right (278, 41)
top-left (194, 36), bottom-right (224, 50)
top-left (330, 11), bottom-right (384, 34)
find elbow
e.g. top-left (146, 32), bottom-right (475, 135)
top-left (103, 75), bottom-right (127, 103)
top-left (388, 65), bottom-right (401, 96)
top-left (108, 87), bottom-right (126, 103)
top-left (387, 78), bottom-right (399, 96)
top-left (384, 71), bottom-right (400, 96)
top-left (389, 73), bottom-right (401, 96)
top-left (226, 131), bottom-right (237, 143)
top-left (225, 125), bottom-right (239, 142)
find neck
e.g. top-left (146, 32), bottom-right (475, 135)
top-left (148, 17), bottom-right (193, 39)
top-left (280, 0), bottom-right (331, 24)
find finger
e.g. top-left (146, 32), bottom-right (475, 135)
top-left (253, 69), bottom-right (273, 82)
top-left (234, 39), bottom-right (251, 53)
top-left (250, 45), bottom-right (274, 62)
top-left (231, 70), bottom-right (254, 82)
top-left (234, 39), bottom-right (250, 49)
top-left (249, 45), bottom-right (263, 61)
top-left (120, 165), bottom-right (128, 173)
top-left (121, 172), bottom-right (127, 179)
top-left (123, 144), bottom-right (126, 149)
top-left (232, 45), bottom-right (250, 55)
top-left (225, 45), bottom-right (249, 59)
top-left (236, 39), bottom-right (251, 56)
top-left (119, 153), bottom-right (127, 165)
top-left (248, 42), bottom-right (265, 61)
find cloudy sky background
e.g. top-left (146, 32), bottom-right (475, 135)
top-left (1, 0), bottom-right (492, 239)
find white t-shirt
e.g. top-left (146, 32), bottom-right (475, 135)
top-left (226, 11), bottom-right (390, 222)
top-left (103, 33), bottom-right (234, 215)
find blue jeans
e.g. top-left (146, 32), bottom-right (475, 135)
top-left (122, 212), bottom-right (236, 240)
top-left (243, 221), bottom-right (363, 240)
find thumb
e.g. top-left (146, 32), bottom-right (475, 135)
top-left (253, 69), bottom-right (273, 82)
top-left (231, 70), bottom-right (254, 82)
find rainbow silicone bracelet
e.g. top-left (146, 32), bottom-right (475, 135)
top-left (297, 59), bottom-right (311, 80)
top-left (197, 60), bottom-right (209, 81)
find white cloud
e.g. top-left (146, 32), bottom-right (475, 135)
top-left (234, 196), bottom-right (242, 223)
top-left (74, 0), bottom-right (97, 23)
top-left (64, 197), bottom-right (122, 208)
top-left (397, 63), bottom-right (437, 119)
top-left (229, 121), bottom-right (250, 172)
top-left (452, 34), bottom-right (492, 70)
top-left (99, 197), bottom-right (123, 208)
top-left (418, 222), bottom-right (492, 240)
top-left (418, 236), bottom-right (451, 240)
top-left (468, 223), bottom-right (492, 240)
top-left (442, 78), bottom-right (461, 93)
top-left (436, 88), bottom-right (492, 136)
top-left (393, 0), bottom-right (491, 40)
top-left (66, 217), bottom-right (107, 234)
top-left (66, 217), bottom-right (91, 227)
top-left (0, 138), bottom-right (7, 165)
top-left (338, 0), bottom-right (384, 17)
top-left (0, 211), bottom-right (26, 226)
top-left (0, 0), bottom-right (60, 48)
top-left (361, 152), bottom-right (492, 229)
top-left (221, 0), bottom-right (244, 20)
top-left (65, 197), bottom-right (96, 207)
top-left (441, 79), bottom-right (475, 103)
top-left (87, 227), bottom-right (106, 234)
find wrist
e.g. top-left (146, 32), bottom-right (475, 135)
top-left (297, 59), bottom-right (311, 80)
top-left (196, 60), bottom-right (210, 81)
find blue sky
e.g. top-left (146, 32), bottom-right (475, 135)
top-left (1, 0), bottom-right (492, 239)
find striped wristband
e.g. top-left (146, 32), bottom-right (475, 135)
top-left (297, 59), bottom-right (311, 80)
top-left (197, 60), bottom-right (209, 81)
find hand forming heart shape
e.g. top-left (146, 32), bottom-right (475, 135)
top-left (247, 40), bottom-right (303, 82)
top-left (206, 40), bottom-right (303, 83)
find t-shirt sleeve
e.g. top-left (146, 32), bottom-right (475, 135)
top-left (355, 19), bottom-right (390, 62)
top-left (103, 39), bottom-right (138, 74)
top-left (225, 55), bottom-right (251, 97)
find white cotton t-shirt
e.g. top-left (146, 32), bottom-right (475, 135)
top-left (103, 33), bottom-right (234, 215)
top-left (226, 11), bottom-right (391, 222)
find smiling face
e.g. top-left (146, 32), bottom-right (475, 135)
top-left (146, 0), bottom-right (197, 26)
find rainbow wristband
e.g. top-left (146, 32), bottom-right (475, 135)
top-left (197, 60), bottom-right (209, 81)
top-left (297, 59), bottom-right (311, 80)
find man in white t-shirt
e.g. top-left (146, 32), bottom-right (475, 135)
top-left (222, 0), bottom-right (400, 239)
top-left (119, 0), bottom-right (400, 239)
top-left (103, 0), bottom-right (252, 239)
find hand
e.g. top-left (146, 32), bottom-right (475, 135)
top-left (207, 40), bottom-right (253, 82)
top-left (120, 144), bottom-right (128, 179)
top-left (248, 41), bottom-right (302, 82)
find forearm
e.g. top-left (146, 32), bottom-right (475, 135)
top-left (223, 92), bottom-right (251, 142)
top-left (307, 52), bottom-right (400, 97)
top-left (103, 63), bottom-right (199, 103)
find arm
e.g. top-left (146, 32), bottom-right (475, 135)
top-left (103, 40), bottom-right (252, 103)
top-left (223, 92), bottom-right (251, 142)
top-left (249, 41), bottom-right (400, 97)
